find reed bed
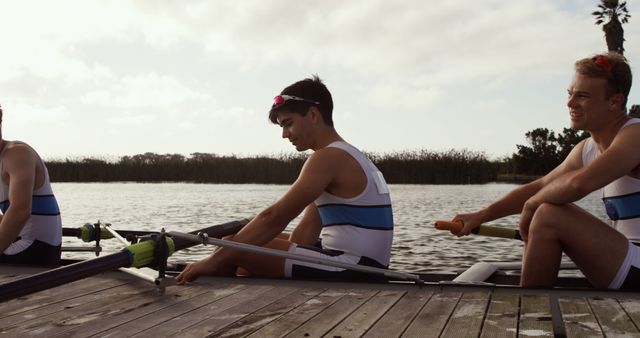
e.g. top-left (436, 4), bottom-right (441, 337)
top-left (46, 150), bottom-right (501, 184)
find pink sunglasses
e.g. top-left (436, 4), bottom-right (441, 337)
top-left (272, 95), bottom-right (320, 108)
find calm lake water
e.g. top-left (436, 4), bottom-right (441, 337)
top-left (54, 183), bottom-right (607, 274)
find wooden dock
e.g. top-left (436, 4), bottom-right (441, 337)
top-left (1, 267), bottom-right (640, 337)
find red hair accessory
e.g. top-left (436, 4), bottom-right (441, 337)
top-left (593, 56), bottom-right (613, 72)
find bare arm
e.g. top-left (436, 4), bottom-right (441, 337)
top-left (518, 125), bottom-right (640, 238)
top-left (453, 139), bottom-right (587, 235)
top-left (529, 125), bottom-right (640, 206)
top-left (0, 145), bottom-right (37, 253)
top-left (289, 204), bottom-right (322, 245)
top-left (201, 148), bottom-right (338, 267)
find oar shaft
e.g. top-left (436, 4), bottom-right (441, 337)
top-left (0, 219), bottom-right (249, 303)
top-left (0, 253), bottom-right (130, 303)
top-left (434, 221), bottom-right (522, 241)
top-left (168, 231), bottom-right (423, 283)
top-left (102, 224), bottom-right (130, 246)
top-left (62, 227), bottom-right (158, 241)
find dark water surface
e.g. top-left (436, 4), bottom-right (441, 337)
top-left (54, 183), bottom-right (606, 274)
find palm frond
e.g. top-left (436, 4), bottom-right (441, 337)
top-left (595, 19), bottom-right (604, 25)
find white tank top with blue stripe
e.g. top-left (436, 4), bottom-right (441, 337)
top-left (314, 141), bottom-right (393, 266)
top-left (582, 118), bottom-right (640, 242)
top-left (0, 141), bottom-right (62, 254)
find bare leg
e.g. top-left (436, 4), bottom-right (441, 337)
top-left (229, 238), bottom-right (292, 278)
top-left (522, 203), bottom-right (629, 288)
top-left (235, 233), bottom-right (290, 277)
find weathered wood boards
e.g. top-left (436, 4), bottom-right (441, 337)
top-left (1, 271), bottom-right (639, 337)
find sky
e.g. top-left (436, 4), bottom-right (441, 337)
top-left (0, 0), bottom-right (638, 160)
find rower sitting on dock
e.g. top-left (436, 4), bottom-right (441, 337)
top-left (450, 52), bottom-right (640, 290)
top-left (0, 104), bottom-right (63, 267)
top-left (177, 76), bottom-right (393, 283)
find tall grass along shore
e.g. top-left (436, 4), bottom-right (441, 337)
top-left (46, 150), bottom-right (506, 185)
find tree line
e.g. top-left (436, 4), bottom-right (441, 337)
top-left (46, 149), bottom-right (500, 184)
top-left (45, 127), bottom-right (588, 184)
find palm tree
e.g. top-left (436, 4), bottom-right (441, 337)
top-left (591, 0), bottom-right (631, 54)
top-left (593, 0), bottom-right (631, 54)
top-left (593, 1), bottom-right (636, 116)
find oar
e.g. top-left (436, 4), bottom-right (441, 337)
top-left (434, 220), bottom-right (522, 241)
top-left (168, 231), bottom-right (424, 283)
top-left (63, 224), bottom-right (158, 242)
top-left (0, 219), bottom-right (248, 303)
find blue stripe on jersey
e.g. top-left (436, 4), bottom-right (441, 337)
top-left (317, 204), bottom-right (393, 230)
top-left (0, 194), bottom-right (60, 216)
top-left (603, 191), bottom-right (640, 221)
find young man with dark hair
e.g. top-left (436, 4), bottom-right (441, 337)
top-left (177, 76), bottom-right (394, 282)
top-left (0, 104), bottom-right (63, 266)
top-left (452, 52), bottom-right (640, 289)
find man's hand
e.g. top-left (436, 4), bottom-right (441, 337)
top-left (451, 211), bottom-right (484, 236)
top-left (175, 256), bottom-right (236, 284)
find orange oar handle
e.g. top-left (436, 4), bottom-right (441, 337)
top-left (434, 220), bottom-right (463, 233)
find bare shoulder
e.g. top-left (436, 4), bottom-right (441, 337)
top-left (606, 124), bottom-right (640, 155)
top-left (305, 146), bottom-right (350, 166)
top-left (616, 122), bottom-right (640, 138)
top-left (2, 143), bottom-right (38, 171)
top-left (4, 142), bottom-right (37, 159)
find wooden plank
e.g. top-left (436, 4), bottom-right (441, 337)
top-left (56, 284), bottom-right (226, 338)
top-left (171, 286), bottom-right (300, 337)
top-left (362, 290), bottom-right (433, 338)
top-left (0, 274), bottom-right (23, 283)
top-left (105, 284), bottom-right (268, 337)
top-left (441, 291), bottom-right (490, 338)
top-left (325, 290), bottom-right (405, 338)
top-left (589, 297), bottom-right (639, 336)
top-left (0, 279), bottom-right (154, 336)
top-left (519, 295), bottom-right (554, 337)
top-left (619, 298), bottom-right (640, 329)
top-left (0, 276), bottom-right (128, 319)
top-left (558, 297), bottom-right (603, 337)
top-left (480, 293), bottom-right (519, 338)
top-left (402, 291), bottom-right (462, 337)
top-left (246, 288), bottom-right (347, 338)
top-left (0, 278), bottom-right (145, 327)
top-left (283, 289), bottom-right (378, 337)
top-left (206, 288), bottom-right (325, 338)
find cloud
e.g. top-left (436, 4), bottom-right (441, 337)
top-left (107, 112), bottom-right (156, 126)
top-left (0, 0), bottom-right (637, 158)
top-left (81, 72), bottom-right (212, 109)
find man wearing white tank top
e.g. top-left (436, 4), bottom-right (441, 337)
top-left (177, 76), bottom-right (393, 283)
top-left (451, 52), bottom-right (640, 290)
top-left (0, 105), bottom-right (63, 266)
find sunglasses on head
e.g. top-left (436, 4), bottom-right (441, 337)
top-left (272, 95), bottom-right (320, 109)
top-left (593, 56), bottom-right (613, 73)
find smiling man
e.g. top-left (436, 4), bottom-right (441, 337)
top-left (452, 52), bottom-right (640, 290)
top-left (177, 76), bottom-right (394, 283)
top-left (0, 105), bottom-right (63, 267)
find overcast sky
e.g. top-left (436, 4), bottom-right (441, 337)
top-left (0, 1), bottom-right (637, 160)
